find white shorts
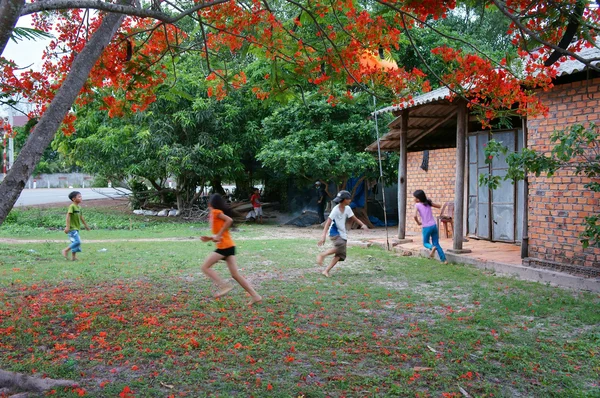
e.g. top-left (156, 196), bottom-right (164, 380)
top-left (253, 207), bottom-right (263, 216)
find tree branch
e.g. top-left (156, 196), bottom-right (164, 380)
top-left (0, 0), bottom-right (25, 55)
top-left (21, 0), bottom-right (229, 23)
top-left (492, 0), bottom-right (600, 72)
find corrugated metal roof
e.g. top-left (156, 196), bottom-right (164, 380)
top-left (373, 86), bottom-right (450, 116)
top-left (373, 45), bottom-right (600, 116)
top-left (554, 45), bottom-right (600, 76)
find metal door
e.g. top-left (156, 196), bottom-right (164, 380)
top-left (467, 130), bottom-right (520, 242)
top-left (490, 131), bottom-right (516, 242)
top-left (467, 132), bottom-right (490, 239)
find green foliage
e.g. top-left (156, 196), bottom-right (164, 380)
top-left (10, 124), bottom-right (73, 175)
top-left (91, 175), bottom-right (109, 188)
top-left (10, 27), bottom-right (54, 43)
top-left (258, 96), bottom-right (388, 186)
top-left (56, 54), bottom-right (272, 209)
top-left (392, 3), bottom-right (513, 90)
top-left (481, 123), bottom-right (600, 249)
top-left (1, 206), bottom-right (186, 235)
top-left (128, 179), bottom-right (150, 209)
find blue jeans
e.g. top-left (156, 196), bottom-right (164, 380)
top-left (68, 230), bottom-right (82, 253)
top-left (422, 224), bottom-right (446, 262)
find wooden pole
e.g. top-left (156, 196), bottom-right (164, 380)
top-left (398, 109), bottom-right (409, 239)
top-left (452, 100), bottom-right (468, 251)
top-left (521, 118), bottom-right (529, 259)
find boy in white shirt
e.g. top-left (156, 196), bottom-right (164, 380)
top-left (317, 190), bottom-right (368, 277)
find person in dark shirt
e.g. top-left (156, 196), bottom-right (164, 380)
top-left (316, 181), bottom-right (327, 224)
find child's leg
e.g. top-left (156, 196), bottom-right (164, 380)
top-left (430, 226), bottom-right (447, 263)
top-left (69, 231), bottom-right (82, 260)
top-left (322, 256), bottom-right (340, 277)
top-left (316, 247), bottom-right (337, 266)
top-left (201, 252), bottom-right (232, 296)
top-left (422, 226), bottom-right (434, 250)
top-left (61, 246), bottom-right (70, 259)
top-left (322, 237), bottom-right (346, 277)
top-left (225, 256), bottom-right (262, 305)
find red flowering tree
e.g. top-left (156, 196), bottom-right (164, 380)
top-left (0, 0), bottom-right (600, 225)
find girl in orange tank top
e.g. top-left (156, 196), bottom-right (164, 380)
top-left (200, 194), bottom-right (262, 306)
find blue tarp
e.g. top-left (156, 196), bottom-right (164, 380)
top-left (368, 216), bottom-right (398, 227)
top-left (346, 177), bottom-right (366, 209)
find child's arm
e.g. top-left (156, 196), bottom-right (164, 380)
top-left (431, 202), bottom-right (442, 209)
top-left (80, 214), bottom-right (90, 230)
top-left (349, 216), bottom-right (369, 230)
top-left (213, 212), bottom-right (233, 242)
top-left (413, 208), bottom-right (421, 226)
top-left (318, 218), bottom-right (332, 246)
top-left (64, 213), bottom-right (71, 234)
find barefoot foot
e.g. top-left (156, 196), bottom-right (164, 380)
top-left (248, 295), bottom-right (262, 306)
top-left (316, 254), bottom-right (324, 266)
top-left (214, 283), bottom-right (233, 298)
top-left (429, 247), bottom-right (437, 259)
top-left (61, 249), bottom-right (69, 260)
top-left (321, 270), bottom-right (331, 278)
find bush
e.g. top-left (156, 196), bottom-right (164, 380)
top-left (91, 176), bottom-right (109, 188)
top-left (128, 179), bottom-right (150, 209)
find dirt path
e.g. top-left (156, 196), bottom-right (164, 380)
top-left (0, 226), bottom-right (397, 244)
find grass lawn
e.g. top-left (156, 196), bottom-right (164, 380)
top-left (0, 207), bottom-right (599, 397)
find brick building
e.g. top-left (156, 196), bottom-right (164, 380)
top-left (368, 49), bottom-right (600, 275)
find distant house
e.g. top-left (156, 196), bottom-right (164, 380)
top-left (367, 47), bottom-right (600, 276)
top-left (12, 115), bottom-right (28, 128)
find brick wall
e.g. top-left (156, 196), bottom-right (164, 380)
top-left (527, 77), bottom-right (600, 268)
top-left (405, 148), bottom-right (456, 234)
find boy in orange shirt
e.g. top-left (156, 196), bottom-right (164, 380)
top-left (200, 194), bottom-right (262, 306)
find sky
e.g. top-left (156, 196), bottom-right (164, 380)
top-left (4, 15), bottom-right (51, 71)
top-left (2, 15), bottom-right (52, 118)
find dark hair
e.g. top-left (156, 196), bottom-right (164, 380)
top-left (209, 194), bottom-right (236, 217)
top-left (252, 187), bottom-right (259, 192)
top-left (68, 191), bottom-right (81, 201)
top-left (413, 190), bottom-right (432, 206)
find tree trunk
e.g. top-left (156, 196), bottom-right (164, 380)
top-left (176, 191), bottom-right (184, 211)
top-left (0, 8), bottom-right (127, 226)
top-left (0, 368), bottom-right (76, 393)
top-left (210, 178), bottom-right (226, 195)
top-left (0, 0), bottom-right (25, 56)
top-left (235, 177), bottom-right (251, 200)
top-left (149, 179), bottom-right (167, 204)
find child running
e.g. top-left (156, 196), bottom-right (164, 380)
top-left (316, 190), bottom-right (368, 277)
top-left (413, 190), bottom-right (448, 264)
top-left (61, 191), bottom-right (90, 261)
top-left (200, 194), bottom-right (262, 306)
